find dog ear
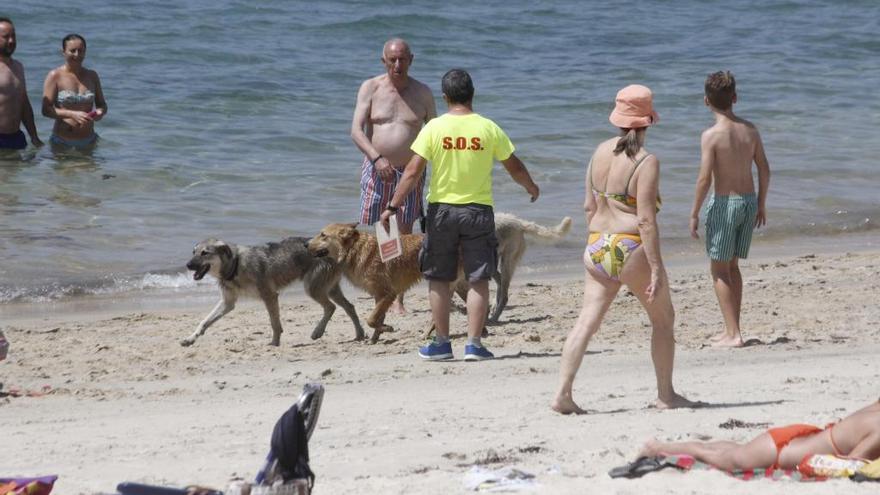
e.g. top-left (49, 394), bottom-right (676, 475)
top-left (217, 243), bottom-right (233, 259)
top-left (342, 224), bottom-right (360, 243)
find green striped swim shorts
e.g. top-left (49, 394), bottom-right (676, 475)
top-left (705, 193), bottom-right (758, 261)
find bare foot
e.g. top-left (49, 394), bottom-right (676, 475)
top-left (709, 332), bottom-right (728, 342)
top-left (711, 335), bottom-right (744, 348)
top-left (551, 395), bottom-right (591, 415)
top-left (637, 438), bottom-right (662, 458)
top-left (656, 393), bottom-right (706, 410)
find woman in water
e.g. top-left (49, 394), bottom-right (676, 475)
top-left (42, 33), bottom-right (107, 149)
top-left (551, 85), bottom-right (695, 414)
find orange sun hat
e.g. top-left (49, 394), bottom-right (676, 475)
top-left (609, 84), bottom-right (659, 129)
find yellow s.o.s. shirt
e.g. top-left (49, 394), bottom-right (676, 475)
top-left (410, 113), bottom-right (514, 206)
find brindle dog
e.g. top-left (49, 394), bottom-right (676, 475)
top-left (184, 237), bottom-right (364, 346)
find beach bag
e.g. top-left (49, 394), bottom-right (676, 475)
top-left (853, 458), bottom-right (880, 482)
top-left (252, 383), bottom-right (323, 495)
top-left (0, 476), bottom-right (57, 495)
top-left (270, 402), bottom-right (315, 487)
top-left (797, 454), bottom-right (866, 478)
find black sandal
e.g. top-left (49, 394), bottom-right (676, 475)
top-left (608, 456), bottom-right (673, 479)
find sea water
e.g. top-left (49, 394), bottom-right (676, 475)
top-left (1, 0), bottom-right (878, 304)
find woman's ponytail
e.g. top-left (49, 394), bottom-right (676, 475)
top-left (613, 128), bottom-right (642, 159)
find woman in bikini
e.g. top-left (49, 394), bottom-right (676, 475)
top-left (639, 398), bottom-right (880, 469)
top-left (42, 33), bottom-right (107, 150)
top-left (552, 85), bottom-right (695, 414)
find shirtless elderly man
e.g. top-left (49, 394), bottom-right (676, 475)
top-left (352, 38), bottom-right (435, 313)
top-left (352, 38), bottom-right (436, 234)
top-left (0, 17), bottom-right (42, 150)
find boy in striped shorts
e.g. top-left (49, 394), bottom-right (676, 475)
top-left (689, 71), bottom-right (771, 348)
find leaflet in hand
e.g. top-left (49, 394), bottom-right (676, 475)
top-left (376, 215), bottom-right (402, 263)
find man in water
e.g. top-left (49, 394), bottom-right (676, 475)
top-left (0, 18), bottom-right (42, 150)
top-left (352, 38), bottom-right (435, 312)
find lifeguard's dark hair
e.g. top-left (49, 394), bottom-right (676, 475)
top-left (62, 33), bottom-right (86, 50)
top-left (442, 69), bottom-right (474, 104)
top-left (705, 71), bottom-right (736, 110)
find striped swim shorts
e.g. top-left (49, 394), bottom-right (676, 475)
top-left (359, 156), bottom-right (424, 228)
top-left (705, 193), bottom-right (758, 261)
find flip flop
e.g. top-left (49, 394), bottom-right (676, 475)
top-left (608, 456), bottom-right (673, 479)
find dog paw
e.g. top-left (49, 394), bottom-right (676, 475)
top-left (310, 329), bottom-right (325, 340)
top-left (180, 338), bottom-right (195, 347)
top-left (269, 339), bottom-right (281, 346)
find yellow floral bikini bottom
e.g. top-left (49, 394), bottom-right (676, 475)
top-left (586, 232), bottom-right (642, 280)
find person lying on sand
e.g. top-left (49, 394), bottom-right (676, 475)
top-left (639, 398), bottom-right (880, 470)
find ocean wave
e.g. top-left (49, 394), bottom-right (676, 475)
top-left (0, 272), bottom-right (207, 304)
top-left (1, 216), bottom-right (877, 306)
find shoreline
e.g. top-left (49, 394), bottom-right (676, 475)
top-left (3, 230), bottom-right (878, 326)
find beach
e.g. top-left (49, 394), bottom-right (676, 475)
top-left (3, 240), bottom-right (879, 494)
top-left (2, 3), bottom-right (880, 492)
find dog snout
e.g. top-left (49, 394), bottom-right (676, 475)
top-left (313, 248), bottom-right (329, 257)
top-left (305, 239), bottom-right (322, 256)
top-left (186, 256), bottom-right (212, 281)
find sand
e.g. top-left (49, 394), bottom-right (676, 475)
top-left (2, 244), bottom-right (880, 494)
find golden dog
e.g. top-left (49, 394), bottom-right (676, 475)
top-left (308, 223), bottom-right (423, 343)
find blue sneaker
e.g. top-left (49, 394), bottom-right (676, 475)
top-left (419, 339), bottom-right (453, 360)
top-left (464, 344), bottom-right (494, 361)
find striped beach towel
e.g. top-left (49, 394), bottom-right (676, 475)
top-left (660, 454), bottom-right (827, 482)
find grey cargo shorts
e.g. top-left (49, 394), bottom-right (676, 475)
top-left (420, 202), bottom-right (498, 282)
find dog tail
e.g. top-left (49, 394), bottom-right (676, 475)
top-left (496, 213), bottom-right (572, 242)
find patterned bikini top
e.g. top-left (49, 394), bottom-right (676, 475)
top-left (56, 89), bottom-right (95, 106)
top-left (590, 153), bottom-right (662, 211)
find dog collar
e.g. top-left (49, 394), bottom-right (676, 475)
top-left (222, 254), bottom-right (239, 281)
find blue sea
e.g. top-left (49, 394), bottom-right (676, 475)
top-left (1, 0), bottom-right (879, 305)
